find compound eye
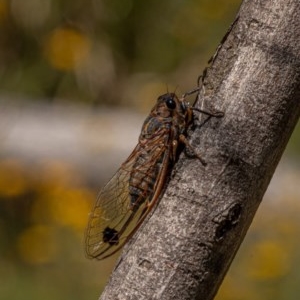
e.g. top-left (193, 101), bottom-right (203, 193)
top-left (165, 97), bottom-right (176, 109)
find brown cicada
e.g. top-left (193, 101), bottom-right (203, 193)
top-left (85, 89), bottom-right (223, 260)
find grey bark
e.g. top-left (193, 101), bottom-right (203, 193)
top-left (100, 0), bottom-right (300, 299)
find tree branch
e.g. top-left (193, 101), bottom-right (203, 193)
top-left (100, 0), bottom-right (300, 299)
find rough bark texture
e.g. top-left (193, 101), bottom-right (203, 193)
top-left (100, 0), bottom-right (300, 299)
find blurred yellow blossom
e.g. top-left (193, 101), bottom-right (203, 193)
top-left (0, 159), bottom-right (27, 197)
top-left (44, 27), bottom-right (91, 71)
top-left (49, 188), bottom-right (93, 231)
top-left (246, 240), bottom-right (290, 280)
top-left (31, 187), bottom-right (93, 232)
top-left (0, 0), bottom-right (8, 21)
top-left (17, 225), bottom-right (58, 264)
top-left (216, 275), bottom-right (257, 300)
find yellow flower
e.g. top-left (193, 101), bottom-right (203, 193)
top-left (44, 27), bottom-right (91, 71)
top-left (17, 225), bottom-right (58, 264)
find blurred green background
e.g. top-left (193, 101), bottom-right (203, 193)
top-left (0, 0), bottom-right (299, 299)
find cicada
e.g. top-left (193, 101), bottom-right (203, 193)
top-left (85, 89), bottom-right (223, 260)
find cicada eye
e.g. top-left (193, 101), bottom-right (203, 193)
top-left (165, 97), bottom-right (176, 110)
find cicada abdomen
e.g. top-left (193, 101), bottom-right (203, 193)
top-left (85, 91), bottom-right (223, 260)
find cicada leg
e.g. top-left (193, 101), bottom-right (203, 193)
top-left (181, 88), bottom-right (224, 118)
top-left (191, 107), bottom-right (224, 118)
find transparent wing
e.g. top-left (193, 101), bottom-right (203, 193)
top-left (85, 139), bottom-right (170, 260)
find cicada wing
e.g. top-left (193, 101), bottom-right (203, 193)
top-left (85, 156), bottom-right (137, 259)
top-left (85, 131), bottom-right (172, 260)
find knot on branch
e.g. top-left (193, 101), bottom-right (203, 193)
top-left (213, 203), bottom-right (242, 241)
